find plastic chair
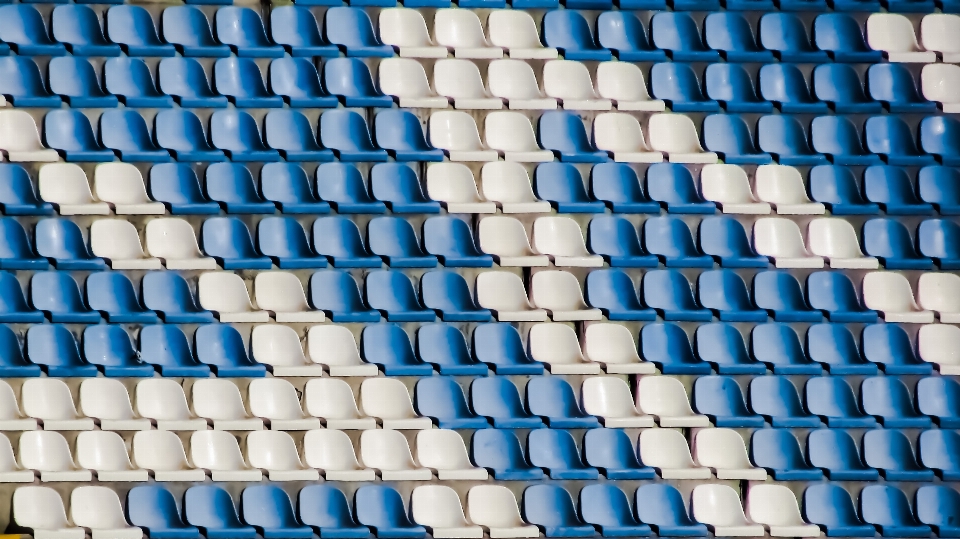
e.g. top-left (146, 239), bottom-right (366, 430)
top-left (84, 272), bottom-right (158, 324)
top-left (480, 162), bottom-right (552, 213)
top-left (471, 377), bottom-right (543, 429)
top-left (12, 487), bottom-right (85, 539)
top-left (105, 5), bottom-right (175, 57)
top-left (751, 429), bottom-right (823, 481)
top-left (862, 219), bottom-right (933, 270)
top-left (800, 485), bottom-right (874, 538)
top-left (915, 487), bottom-right (960, 536)
top-left (0, 57), bottom-right (59, 108)
top-left (805, 323), bottom-right (876, 375)
top-left (697, 270), bottom-right (767, 322)
top-left (420, 270), bottom-right (490, 322)
top-left (814, 14), bottom-right (882, 62)
top-left (864, 429), bottom-right (935, 481)
top-left (204, 163), bottom-right (274, 214)
top-left (183, 487), bottom-right (256, 537)
top-left (377, 57), bottom-right (449, 109)
top-left (200, 217), bottom-right (271, 269)
top-left (268, 58), bottom-right (337, 109)
top-left (485, 59), bottom-right (554, 110)
top-left (322, 7), bottom-right (394, 57)
top-left (93, 163), bottom-right (164, 215)
top-left (753, 217), bottom-right (824, 268)
top-left (0, 218), bottom-right (46, 271)
top-left (541, 60), bottom-right (609, 111)
top-left (692, 485), bottom-right (764, 538)
top-left (36, 164), bottom-right (108, 214)
top-left (354, 486), bottom-right (426, 538)
top-left (641, 271), bottom-right (712, 323)
top-left (416, 324), bottom-right (488, 375)
top-left (257, 217), bottom-right (326, 269)
top-left (861, 376), bottom-right (932, 429)
top-left (636, 376), bottom-right (709, 428)
top-left (697, 216), bottom-right (767, 268)
top-left (594, 62), bottom-right (664, 112)
top-left (214, 7), bottom-right (282, 58)
top-left (530, 271), bottom-right (602, 322)
top-left (650, 63), bottom-right (719, 113)
top-left (193, 324), bottom-right (267, 377)
top-left (918, 272), bottom-right (960, 323)
top-left (240, 486), bottom-right (314, 538)
top-left (589, 163), bottom-right (659, 214)
top-left (813, 64), bottom-right (881, 113)
top-left (269, 7), bottom-right (338, 58)
top-left (416, 430), bottom-right (488, 480)
top-left (131, 430), bottom-right (205, 480)
top-left (360, 324), bottom-right (435, 375)
top-left (644, 217), bottom-right (714, 267)
top-left (806, 271), bottom-right (877, 323)
top-left (804, 377), bottom-right (875, 429)
top-left (484, 11), bottom-right (555, 59)
top-left (867, 14), bottom-right (936, 62)
top-left (302, 379), bottom-right (375, 429)
top-left (808, 165), bottom-right (878, 215)
top-left (29, 272), bottom-right (99, 325)
top-left (580, 376), bottom-right (653, 428)
top-left (806, 429), bottom-right (878, 481)
top-left (919, 119), bottom-right (960, 167)
top-left (651, 13), bottom-right (719, 62)
top-left (744, 486), bottom-right (819, 538)
top-left (42, 110), bottom-right (111, 162)
top-left (755, 115), bottom-right (826, 166)
top-left (634, 485), bottom-right (708, 536)
top-left (33, 218), bottom-right (105, 272)
top-left (527, 375), bottom-right (599, 427)
top-left (415, 377), bottom-right (489, 429)
top-left (298, 486), bottom-right (370, 538)
top-left (753, 270), bottom-right (823, 322)
top-left (259, 164), bottom-right (329, 214)
top-left (522, 485), bottom-right (595, 537)
top-left (138, 327), bottom-right (209, 378)
top-left (373, 110), bottom-right (443, 163)
top-left (410, 486), bottom-right (482, 539)
top-left (126, 487), bottom-right (200, 539)
top-left (213, 57), bottom-right (282, 108)
top-left (248, 329), bottom-right (324, 379)
top-left (377, 9), bottom-right (445, 58)
top-left (693, 428), bottom-right (766, 480)
top-left (99, 110), bottom-right (171, 162)
top-left (472, 323), bottom-right (544, 375)
top-left (584, 268), bottom-right (656, 321)
top-left (369, 163), bottom-right (439, 213)
top-left (359, 430), bottom-right (432, 480)
top-left (861, 323), bottom-right (932, 374)
top-left (323, 58), bottom-right (393, 108)
top-left (750, 376), bottom-right (821, 427)
top-left (0, 5), bottom-right (61, 56)
top-left (209, 109), bottom-right (279, 162)
top-left (759, 65), bottom-right (828, 114)
top-left (867, 63), bottom-right (936, 113)
top-left (919, 430), bottom-right (960, 480)
top-left (695, 324), bottom-right (766, 374)
top-left (153, 110), bottom-right (225, 162)
top-left (864, 116), bottom-right (934, 166)
top-left (526, 430), bottom-right (598, 480)
top-left (307, 270), bottom-right (377, 323)
top-left (701, 114), bottom-right (773, 165)
top-left (433, 59), bottom-right (501, 110)
top-left (862, 166), bottom-right (931, 216)
top-left (760, 13), bottom-right (829, 62)
top-left (471, 428), bottom-right (543, 480)
top-left (161, 6), bottom-right (230, 57)
top-left (312, 216), bottom-right (381, 268)
top-left (51, 5), bottom-right (120, 56)
top-left (541, 10), bottom-right (610, 61)
top-left (536, 111), bottom-right (608, 163)
top-left (748, 323), bottom-right (819, 375)
top-left (649, 114), bottom-right (718, 164)
top-left (365, 217), bottom-right (436, 268)
top-left (47, 57), bottom-right (118, 108)
top-left (319, 110), bottom-right (388, 162)
top-left (581, 428), bottom-right (655, 479)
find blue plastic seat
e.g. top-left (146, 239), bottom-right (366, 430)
top-left (751, 323), bottom-right (822, 375)
top-left (756, 115), bottom-right (828, 166)
top-left (645, 164), bottom-right (716, 214)
top-left (920, 117), bottom-right (960, 167)
top-left (43, 110), bottom-right (115, 162)
top-left (753, 270), bottom-right (822, 322)
top-left (534, 162), bottom-right (605, 212)
top-left (580, 484), bottom-right (652, 537)
top-left (47, 57), bottom-right (117, 108)
top-left (0, 57), bottom-right (60, 108)
top-left (697, 270), bottom-right (766, 322)
top-left (589, 163), bottom-right (660, 214)
top-left (419, 270), bottom-right (491, 322)
top-left (82, 325), bottom-right (154, 377)
top-left (0, 5), bottom-right (64, 56)
top-left (323, 58), bottom-right (393, 108)
top-left (0, 325), bottom-right (38, 378)
top-left (373, 110), bottom-right (444, 162)
top-left (643, 217), bottom-right (714, 268)
top-left (309, 270), bottom-right (379, 323)
top-left (257, 217), bottom-right (327, 269)
top-left (807, 323), bottom-right (877, 374)
top-left (34, 219), bottom-right (106, 271)
top-left (312, 216), bottom-right (382, 268)
top-left (859, 486), bottom-right (930, 537)
top-left (542, 10), bottom-right (611, 61)
top-left (813, 14), bottom-right (882, 62)
top-left (813, 64), bottom-right (882, 113)
top-left (861, 376), bottom-right (931, 428)
top-left (641, 322), bottom-right (712, 373)
top-left (584, 269), bottom-right (655, 321)
top-left (803, 485), bottom-right (876, 537)
top-left (698, 216), bottom-right (767, 268)
top-left (149, 164), bottom-right (219, 214)
top-left (919, 219), bottom-right (960, 268)
top-left (917, 377), bottom-right (960, 428)
top-left (200, 217), bottom-right (271, 270)
top-left (259, 163), bottom-right (330, 214)
top-left (650, 13), bottom-right (720, 62)
top-left (537, 112), bottom-right (609, 164)
top-left (701, 114), bottom-right (773, 165)
top-left (523, 485), bottom-right (595, 537)
top-left (141, 272), bottom-right (214, 324)
top-left (862, 324), bottom-right (932, 375)
top-left (366, 217), bottom-right (436, 268)
top-left (759, 64), bottom-right (829, 114)
top-left (650, 63), bottom-right (720, 112)
top-left (139, 325), bottom-right (210, 377)
top-left (99, 110), bottom-right (170, 162)
top-left (205, 163), bottom-right (274, 214)
top-left (595, 12), bottom-right (666, 62)
top-left (862, 218), bottom-right (933, 269)
top-left (694, 375), bottom-right (765, 426)
top-left (214, 57), bottom-right (283, 108)
top-left (161, 7), bottom-right (230, 57)
top-left (414, 376), bottom-right (488, 429)
top-left (422, 217), bottom-right (491, 268)
top-left (586, 217), bottom-right (657, 269)
top-left (158, 58), bottom-right (228, 108)
top-left (695, 323), bottom-right (766, 374)
top-left (863, 429), bottom-right (935, 482)
top-left (865, 116), bottom-right (935, 166)
top-left (214, 7), bottom-right (282, 57)
top-left (806, 272), bottom-right (878, 323)
top-left (808, 165), bottom-right (879, 215)
top-left (807, 429), bottom-right (878, 480)
top-left (634, 485), bottom-right (708, 537)
top-left (915, 486), bottom-right (960, 536)
top-left (805, 377), bottom-right (876, 428)
top-left (704, 66), bottom-right (773, 116)
top-left (315, 163), bottom-right (385, 214)
top-left (472, 323), bottom-right (544, 375)
top-left (210, 109), bottom-right (279, 162)
top-left (241, 486), bottom-right (312, 539)
top-left (811, 115), bottom-right (883, 166)
top-left (85, 272), bottom-right (158, 324)
top-left (867, 64), bottom-right (937, 113)
top-left (370, 163), bottom-right (439, 214)
top-left (416, 323), bottom-right (487, 376)
top-left (51, 5), bottom-right (121, 56)
top-left (320, 110), bottom-right (388, 161)
top-left (154, 110), bottom-right (227, 162)
top-left (104, 57), bottom-right (174, 108)
top-left (194, 324), bottom-right (266, 377)
top-left (471, 377), bottom-right (544, 429)
top-left (323, 7), bottom-right (392, 57)
top-left (26, 324), bottom-right (98, 377)
top-left (750, 429), bottom-right (823, 481)
top-left (759, 13), bottom-right (829, 63)
top-left (919, 431), bottom-right (960, 481)
top-left (0, 218), bottom-right (46, 269)
top-left (471, 428), bottom-right (543, 480)
top-left (298, 486), bottom-right (369, 539)
top-left (364, 271), bottom-right (435, 322)
top-left (527, 431), bottom-right (598, 480)
top-left (269, 7), bottom-right (338, 58)
top-left (105, 5), bottom-right (175, 57)
top-left (268, 58), bottom-right (337, 108)
top-left (128, 487), bottom-right (201, 539)
top-left (641, 271), bottom-right (712, 322)
top-left (749, 376), bottom-right (821, 427)
top-left (527, 377), bottom-right (599, 429)
top-left (582, 428), bottom-right (655, 480)
top-left (703, 13), bottom-right (774, 63)
top-left (184, 486), bottom-right (256, 539)
top-left (0, 271), bottom-right (43, 323)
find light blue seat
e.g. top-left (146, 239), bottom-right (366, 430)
top-left (524, 485), bottom-right (596, 536)
top-left (320, 110), bottom-right (389, 161)
top-left (104, 57), bottom-right (174, 108)
top-left (324, 7), bottom-right (393, 57)
top-left (194, 324), bottom-right (267, 377)
top-left (704, 65), bottom-right (773, 114)
top-left (759, 13), bottom-right (828, 62)
top-left (759, 64), bottom-right (829, 113)
top-left (0, 57), bottom-right (60, 107)
top-left (414, 376), bottom-right (488, 429)
top-left (807, 323), bottom-right (877, 374)
top-left (645, 163), bottom-right (715, 214)
top-left (756, 115), bottom-right (828, 166)
top-left (915, 486), bottom-right (960, 536)
top-left (263, 111), bottom-right (334, 162)
top-left (0, 325), bottom-right (39, 378)
top-left (240, 486), bottom-right (313, 539)
top-left (587, 217), bottom-right (658, 268)
top-left (416, 323), bottom-right (487, 375)
top-left (47, 57), bottom-right (118, 108)
top-left (419, 270), bottom-right (491, 322)
top-left (920, 117), bottom-right (960, 167)
top-left (697, 216), bottom-right (768, 268)
top-left (158, 58), bottom-right (228, 108)
top-left (472, 324), bottom-right (544, 375)
top-left (862, 429), bottom-right (935, 482)
top-left (867, 63), bottom-right (937, 113)
top-left (269, 7), bottom-right (338, 57)
top-left (595, 12), bottom-right (666, 62)
top-left (214, 57), bottom-right (284, 108)
top-left (367, 217), bottom-right (436, 268)
top-left (205, 163), bottom-right (275, 214)
top-left (85, 272), bottom-right (159, 324)
top-left (580, 485), bottom-right (652, 538)
top-left (527, 377), bottom-right (599, 429)
top-left (210, 109), bottom-right (280, 162)
top-left (361, 323), bottom-right (434, 375)
top-left (51, 5), bottom-right (121, 56)
top-left (354, 485), bottom-right (425, 536)
top-left (184, 486), bottom-right (256, 539)
top-left (149, 163), bottom-right (220, 214)
top-left (697, 269), bottom-right (767, 322)
top-left (34, 218), bottom-right (107, 270)
top-left (582, 428), bottom-right (655, 480)
top-left (651, 63), bottom-right (720, 112)
top-left (919, 431), bottom-right (960, 481)
top-left (811, 116), bottom-right (882, 166)
top-left (643, 216), bottom-right (714, 267)
top-left (315, 163), bottom-right (385, 214)
top-left (919, 219), bottom-right (960, 268)
top-left (753, 270), bottom-right (822, 322)
top-left (650, 13), bottom-right (720, 62)
top-left (259, 163), bottom-right (329, 214)
top-left (214, 7), bottom-right (283, 57)
top-left (422, 217), bottom-right (491, 268)
top-left (584, 269), bottom-right (656, 321)
top-left (694, 323), bottom-right (766, 374)
top-left (140, 272), bottom-right (215, 324)
top-left (309, 270), bottom-right (379, 323)
top-left (803, 484), bottom-right (875, 537)
top-left (805, 377), bottom-right (876, 428)
top-left (535, 163), bottom-right (605, 212)
top-left (542, 10), bottom-right (611, 61)
top-left (312, 216), bottom-right (382, 268)
top-left (82, 325), bottom-right (154, 377)
top-left (138, 325), bottom-right (211, 377)
top-left (917, 377), bottom-right (960, 428)
top-left (257, 217), bottom-right (327, 269)
top-left (751, 429), bottom-right (823, 481)
top-left (861, 376), bottom-right (932, 429)
top-left (537, 113), bottom-right (609, 164)
top-left (808, 165), bottom-right (880, 215)
top-left (26, 324), bottom-right (99, 377)
top-left (43, 110), bottom-right (115, 162)
top-left (364, 271), bottom-right (435, 322)
top-left (370, 163), bottom-right (440, 214)
top-left (0, 217), bottom-right (47, 269)
top-left (701, 114), bottom-right (773, 164)
top-left (751, 323), bottom-right (822, 375)
top-left (813, 14), bottom-right (882, 62)
top-left (807, 429), bottom-right (879, 480)
top-left (806, 271), bottom-right (878, 323)
top-left (692, 376), bottom-right (764, 427)
top-left (813, 63), bottom-right (882, 113)
top-left (640, 322), bottom-right (712, 374)
top-left (641, 270), bottom-right (712, 322)
top-left (471, 428), bottom-right (543, 480)
top-left (862, 218), bottom-right (934, 269)
top-left (864, 116), bottom-right (935, 166)
top-left (590, 163), bottom-right (660, 214)
top-left (99, 110), bottom-right (170, 162)
top-left (471, 377), bottom-right (544, 429)
top-left (268, 57), bottom-right (338, 108)
top-left (860, 486), bottom-right (930, 537)
top-left (0, 271), bottom-right (45, 324)
top-left (161, 6), bottom-right (230, 57)
top-left (703, 13), bottom-right (773, 63)
top-left (298, 486), bottom-right (370, 539)
top-left (323, 58), bottom-right (393, 108)
top-left (105, 5), bottom-right (175, 57)
top-left (374, 110), bottom-right (444, 162)
top-left (0, 5), bottom-right (64, 56)
top-left (634, 485), bottom-right (708, 537)
top-left (749, 375), bottom-right (821, 427)
top-left (861, 324), bottom-right (933, 375)
top-left (154, 110), bottom-right (227, 162)
top-left (200, 217), bottom-right (272, 269)
top-left (127, 487), bottom-right (201, 539)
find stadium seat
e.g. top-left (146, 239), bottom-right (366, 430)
top-left (697, 216), bottom-right (767, 268)
top-left (366, 217), bottom-right (436, 268)
top-left (637, 428), bottom-right (708, 478)
top-left (127, 486), bottom-right (201, 539)
top-left (594, 12), bottom-right (664, 62)
top-left (256, 218), bottom-right (326, 269)
top-left (476, 271), bottom-right (546, 321)
top-left (205, 164), bottom-right (274, 213)
top-left (415, 377), bottom-right (488, 429)
top-left (595, 62), bottom-right (664, 111)
top-left (144, 219), bottom-right (215, 270)
top-left (755, 115), bottom-right (827, 165)
top-left (697, 270), bottom-right (766, 322)
top-left (523, 485), bottom-right (595, 537)
top-left (634, 484), bottom-right (708, 536)
top-left (0, 57), bottom-right (59, 107)
top-left (209, 109), bottom-right (279, 162)
top-left (806, 429), bottom-right (878, 480)
top-left (805, 377), bottom-right (876, 428)
top-left (918, 324), bottom-right (960, 374)
top-left (647, 114), bottom-right (718, 164)
top-left (191, 379), bottom-right (263, 431)
top-left (471, 377), bottom-right (543, 429)
top-left (303, 429), bottom-right (372, 479)
top-left (425, 164), bottom-right (493, 213)
top-left (590, 163), bottom-right (660, 214)
top-left (863, 166), bottom-right (933, 214)
top-left (374, 110), bottom-right (444, 162)
top-left (865, 117), bottom-right (935, 166)
top-left (531, 271), bottom-right (600, 321)
top-left (693, 376), bottom-right (763, 426)
top-left (240, 485), bottom-right (314, 537)
top-left (249, 329), bottom-right (325, 379)
top-left (581, 428), bottom-right (654, 480)
top-left (527, 430), bottom-right (598, 480)
top-left (193, 324), bottom-right (267, 376)
top-left (47, 57), bottom-right (118, 108)
top-left (644, 217), bottom-right (713, 267)
top-left (312, 217), bottom-right (382, 267)
top-left (650, 63), bottom-right (719, 112)
top-left (105, 6), bottom-right (176, 57)
top-left (0, 5), bottom-right (63, 56)
top-left (0, 218), bottom-right (45, 270)
top-left (34, 218), bottom-right (106, 271)
top-left (751, 165), bottom-right (824, 215)
top-left (861, 376), bottom-right (932, 428)
top-left (811, 116), bottom-right (882, 165)
top-left (592, 113), bottom-right (663, 163)
top-left (807, 323), bottom-right (877, 374)
top-left (921, 64), bottom-right (960, 113)
top-left (43, 111), bottom-right (113, 162)
top-left (422, 217), bottom-right (491, 268)
top-left (37, 164), bottom-right (107, 214)
top-left (813, 64), bottom-right (882, 113)
top-left (370, 163), bottom-right (439, 213)
top-left (696, 323), bottom-right (764, 374)
top-left (863, 219), bottom-right (933, 271)
top-left (750, 429), bottom-right (823, 481)
top-left (298, 486), bottom-right (370, 538)
top-left (360, 378), bottom-right (432, 429)
top-left (538, 112), bottom-right (608, 163)
top-left (919, 430), bottom-right (960, 480)
top-left (267, 59), bottom-right (337, 109)
top-left (863, 429), bottom-right (935, 481)
top-left (93, 163), bottom-right (164, 215)
top-left (377, 58), bottom-right (446, 106)
top-left (31, 271), bottom-right (100, 323)
top-left (184, 486), bottom-right (257, 534)
top-left (360, 323), bottom-right (434, 374)
top-left (641, 324), bottom-right (709, 376)
top-left (641, 271), bottom-right (712, 322)
top-left (478, 217), bottom-right (547, 267)
top-left (269, 7), bottom-right (337, 57)
top-left (471, 428), bottom-right (544, 480)
top-left (693, 428), bottom-right (766, 480)
top-left (415, 430), bottom-right (487, 480)
top-left (22, 377), bottom-right (95, 429)
top-left (692, 484), bottom-right (764, 538)
top-left (753, 217), bottom-right (823, 268)
top-left (706, 67), bottom-right (773, 116)
top-left (813, 14), bottom-right (883, 62)
top-left (360, 430), bottom-right (432, 480)
top-left (485, 112), bottom-right (555, 162)
top-left (140, 274), bottom-right (214, 325)
top-left (377, 9), bottom-right (445, 58)
top-left (635, 375), bottom-right (708, 427)
top-left (584, 269), bottom-right (656, 320)
top-left (806, 219), bottom-right (876, 269)
top-left (314, 163), bottom-right (385, 214)
top-left (746, 485), bottom-right (820, 538)
top-left (485, 59), bottom-right (554, 110)
top-left (214, 58), bottom-right (283, 108)
top-left (254, 271), bottom-right (323, 323)
top-left (0, 326), bottom-right (38, 378)
top-left (410, 486), bottom-right (482, 539)
top-left (702, 13), bottom-right (773, 63)
top-left (861, 324), bottom-right (932, 374)
top-left (323, 59), bottom-right (393, 108)
top-left (803, 484), bottom-right (875, 537)
top-left (132, 430), bottom-right (205, 480)
top-left (750, 376), bottom-right (821, 427)
top-left (161, 7), bottom-right (229, 57)
top-left (866, 14), bottom-right (936, 62)
top-left (867, 64), bottom-right (936, 113)
top-left (416, 324), bottom-right (487, 375)
top-left (303, 378), bottom-right (376, 428)
top-left (200, 217), bottom-right (270, 269)
top-left (651, 13), bottom-right (719, 61)
top-left (309, 271), bottom-right (378, 323)
top-left (753, 270), bottom-right (822, 322)
top-left (858, 486), bottom-right (930, 537)
top-left (759, 65), bottom-right (829, 113)
top-left (534, 163), bottom-right (604, 213)
top-left (472, 323), bottom-right (545, 375)
top-left (321, 7), bottom-right (393, 57)
top-left (919, 119), bottom-right (960, 168)
top-left (579, 376), bottom-right (652, 428)
top-left (915, 486), bottom-right (960, 535)
top-left (701, 115), bottom-right (772, 165)
top-left (51, 5), bottom-right (120, 57)
top-left (85, 272), bottom-right (158, 324)
top-left (429, 111), bottom-right (497, 162)
top-left (806, 271), bottom-right (877, 323)
top-left (918, 272), bottom-right (960, 323)
top-left (432, 59), bottom-right (500, 109)
top-left (419, 270), bottom-right (492, 321)
top-left (807, 165), bottom-right (877, 215)
top-left (528, 322), bottom-right (601, 371)
top-left (153, 110), bottom-right (225, 162)
top-left (542, 10), bottom-right (611, 61)
top-left (532, 217), bottom-right (601, 267)
top-left (214, 7), bottom-right (282, 58)
top-left (12, 487), bottom-right (84, 539)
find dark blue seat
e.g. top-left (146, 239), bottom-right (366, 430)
top-left (701, 114), bottom-right (773, 165)
top-left (209, 109), bottom-right (280, 162)
top-left (524, 485), bottom-right (595, 537)
top-left (471, 377), bottom-right (544, 429)
top-left (595, 12), bottom-right (666, 62)
top-left (527, 377), bottom-right (599, 429)
top-left (419, 270), bottom-right (491, 322)
top-left (43, 110), bottom-right (115, 162)
top-left (860, 486), bottom-right (930, 537)
top-left (323, 59), bottom-right (393, 108)
top-left (759, 13), bottom-right (829, 63)
top-left (472, 323), bottom-right (544, 375)
top-left (320, 110), bottom-right (389, 161)
top-left (259, 163), bottom-right (330, 214)
top-left (919, 431), bottom-right (960, 481)
top-left (698, 216), bottom-right (768, 268)
top-left (370, 163), bottom-right (439, 214)
top-left (813, 14), bottom-right (882, 62)
top-left (194, 324), bottom-right (266, 377)
top-left (127, 487), bottom-right (201, 539)
top-left (586, 217), bottom-right (657, 269)
top-left (753, 270), bottom-right (822, 322)
top-left (0, 325), bottom-right (38, 377)
top-left (584, 269), bottom-right (656, 321)
top-left (862, 218), bottom-right (933, 269)
top-left (414, 376), bottom-right (488, 429)
top-left (867, 63), bottom-right (937, 113)
top-left (364, 271), bottom-right (435, 322)
top-left (154, 110), bottom-right (227, 162)
top-left (367, 217), bottom-right (436, 268)
top-left (640, 322), bottom-right (712, 373)
top-left (704, 65), bottom-right (773, 113)
top-left (527, 431), bottom-right (598, 480)
top-left (650, 63), bottom-right (720, 113)
top-left (920, 219), bottom-right (960, 268)
top-left (811, 116), bottom-right (882, 166)
top-left (214, 7), bottom-right (283, 58)
top-left (471, 428), bottom-right (544, 480)
top-left (85, 272), bottom-right (159, 324)
top-left (537, 112), bottom-right (609, 164)
top-left (534, 163), bottom-right (605, 212)
top-left (542, 10), bottom-right (611, 61)
top-left (104, 57), bottom-right (174, 108)
top-left (759, 64), bottom-right (829, 113)
top-left (200, 217), bottom-right (271, 270)
top-left (34, 219), bottom-right (106, 271)
top-left (650, 13), bottom-right (720, 62)
top-left (642, 271), bottom-right (712, 322)
top-left (105, 5), bottom-right (176, 57)
top-left (312, 217), bottom-right (382, 268)
top-left (807, 323), bottom-right (877, 374)
top-left (422, 217), bottom-right (491, 268)
top-left (861, 376), bottom-right (932, 429)
top-left (920, 117), bottom-right (960, 167)
top-left (298, 486), bottom-right (370, 539)
top-left (26, 324), bottom-right (98, 377)
top-left (806, 271), bottom-right (878, 323)
top-left (257, 217), bottom-right (327, 269)
top-left (862, 429), bottom-right (935, 482)
top-left (751, 323), bottom-right (822, 375)
top-left (268, 57), bottom-right (338, 108)
top-left (634, 485), bottom-right (708, 537)
top-left (750, 376), bottom-right (821, 427)
top-left (813, 64), bottom-right (882, 113)
top-left (0, 217), bottom-right (47, 269)
top-left (703, 13), bottom-right (774, 63)
top-left (205, 163), bottom-right (274, 214)
top-left (51, 5), bottom-right (121, 56)
top-left (0, 5), bottom-right (64, 56)
top-left (214, 57), bottom-right (283, 108)
top-left (692, 376), bottom-right (764, 427)
top-left (643, 217), bottom-right (713, 268)
top-left (240, 486), bottom-right (312, 539)
top-left (917, 377), bottom-right (960, 428)
top-left (805, 377), bottom-right (876, 428)
top-left (589, 163), bottom-right (660, 214)
top-left (0, 57), bottom-right (60, 108)
top-left (184, 486), bottom-right (256, 539)
top-left (315, 163), bottom-right (384, 214)
top-left (140, 272), bottom-right (215, 324)
top-left (580, 484), bottom-right (652, 537)
top-left (416, 323), bottom-right (487, 376)
top-left (697, 269), bottom-right (766, 322)
top-left (861, 324), bottom-right (933, 374)
top-left (807, 429), bottom-right (879, 480)
top-left (82, 325), bottom-right (154, 377)
top-left (756, 115), bottom-right (828, 166)
top-left (269, 7), bottom-right (338, 58)
top-left (915, 486), bottom-right (960, 536)
top-left (161, 7), bottom-right (230, 57)
top-left (750, 429), bottom-right (823, 481)
top-left (803, 484), bottom-right (876, 537)
top-left (139, 325), bottom-right (211, 377)
top-left (309, 270), bottom-right (379, 323)
top-left (47, 57), bottom-right (118, 108)
top-left (149, 164), bottom-right (220, 214)
top-left (157, 57), bottom-right (228, 108)
top-left (324, 8), bottom-right (392, 57)
top-left (99, 110), bottom-right (170, 162)
top-left (645, 163), bottom-right (716, 214)
top-left (374, 110), bottom-right (444, 162)
top-left (808, 165), bottom-right (879, 215)
top-left (695, 323), bottom-right (766, 374)
top-left (582, 428), bottom-right (655, 480)
top-left (865, 116), bottom-right (935, 166)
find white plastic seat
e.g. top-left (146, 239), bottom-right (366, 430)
top-left (533, 217), bottom-right (603, 266)
top-left (429, 111), bottom-right (498, 161)
top-left (21, 379), bottom-right (94, 431)
top-left (919, 324), bottom-right (960, 375)
top-left (466, 486), bottom-right (539, 539)
top-left (192, 379), bottom-right (263, 431)
top-left (487, 60), bottom-right (556, 110)
top-left (245, 430), bottom-right (319, 481)
top-left (638, 428), bottom-right (711, 479)
top-left (807, 218), bottom-right (878, 269)
top-left (434, 9), bottom-right (502, 58)
top-left (531, 270), bottom-right (602, 321)
top-left (90, 219), bottom-right (162, 269)
top-left (699, 164), bottom-right (770, 214)
top-left (378, 59), bottom-right (449, 108)
top-left (434, 59), bottom-right (502, 109)
top-left (918, 272), bottom-right (960, 323)
top-left (190, 430), bottom-right (261, 482)
top-left (70, 486), bottom-right (143, 539)
top-left (302, 428), bottom-right (375, 481)
top-left (921, 63), bottom-right (960, 113)
top-left (360, 429), bottom-right (432, 480)
top-left (753, 217), bottom-right (824, 268)
top-left (19, 431), bottom-right (91, 482)
top-left (746, 485), bottom-right (821, 538)
top-left (251, 324), bottom-right (324, 377)
top-left (13, 487), bottom-right (85, 539)
top-left (0, 380), bottom-right (38, 431)
top-left (486, 10), bottom-right (557, 59)
top-left (413, 486), bottom-right (483, 539)
top-left (475, 271), bottom-right (548, 322)
top-left (543, 60), bottom-right (611, 110)
top-left (145, 218), bottom-right (217, 269)
top-left (307, 325), bottom-right (379, 377)
top-left (862, 271), bottom-right (934, 323)
top-left (693, 428), bottom-right (766, 480)
top-left (304, 378), bottom-right (376, 429)
top-left (867, 13), bottom-right (936, 62)
top-left (416, 429), bottom-right (488, 480)
top-left (135, 379), bottom-right (206, 431)
top-left (359, 378), bottom-right (432, 430)
top-left (692, 484), bottom-right (764, 537)
top-left (484, 112), bottom-right (553, 162)
top-left (478, 216), bottom-right (549, 266)
top-left (131, 430), bottom-right (205, 482)
top-left (582, 323), bottom-right (655, 374)
top-left (596, 62), bottom-right (665, 111)
top-left (426, 163), bottom-right (495, 213)
top-left (648, 114), bottom-right (718, 164)
top-left (921, 14), bottom-right (960, 62)
top-left (480, 162), bottom-right (552, 213)
top-left (93, 163), bottom-right (164, 214)
top-left (75, 431), bottom-right (147, 482)
top-left (580, 376), bottom-right (654, 428)
top-left (636, 376), bottom-right (710, 427)
top-left (379, 9), bottom-right (447, 58)
top-left (0, 433), bottom-right (34, 482)
top-left (592, 113), bottom-right (663, 163)
top-left (79, 378), bottom-right (151, 431)
top-left (754, 164), bottom-right (824, 214)
top-left (254, 272), bottom-right (324, 323)
top-left (248, 378), bottom-right (320, 431)
top-left (528, 323), bottom-right (602, 374)
top-left (0, 111), bottom-right (59, 161)
top-left (38, 163), bottom-right (110, 215)
top-left (198, 272), bottom-right (269, 322)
